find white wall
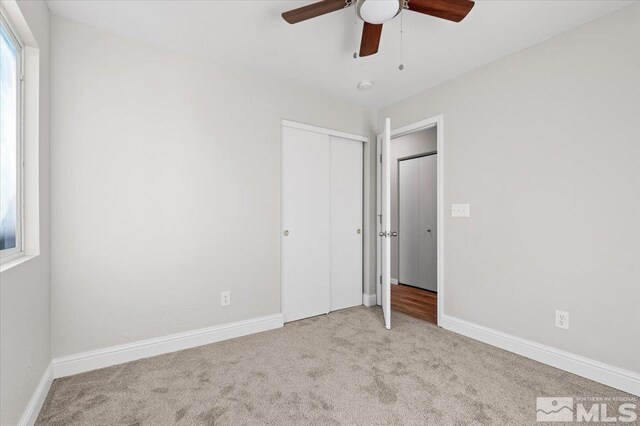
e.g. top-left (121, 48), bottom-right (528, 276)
top-left (50, 17), bottom-right (375, 357)
top-left (390, 128), bottom-right (437, 281)
top-left (0, 1), bottom-right (51, 424)
top-left (379, 3), bottom-right (640, 373)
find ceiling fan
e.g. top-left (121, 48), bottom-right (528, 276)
top-left (282, 0), bottom-right (475, 57)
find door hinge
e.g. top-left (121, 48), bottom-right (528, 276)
top-left (379, 275), bottom-right (382, 285)
top-left (378, 214), bottom-right (382, 224)
top-left (379, 154), bottom-right (382, 163)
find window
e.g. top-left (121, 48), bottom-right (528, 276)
top-left (0, 14), bottom-right (23, 263)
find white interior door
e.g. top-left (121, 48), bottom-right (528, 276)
top-left (419, 155), bottom-right (438, 291)
top-left (282, 127), bottom-right (331, 322)
top-left (330, 137), bottom-right (363, 311)
top-left (381, 118), bottom-right (391, 329)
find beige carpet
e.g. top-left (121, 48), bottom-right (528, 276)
top-left (37, 307), bottom-right (632, 425)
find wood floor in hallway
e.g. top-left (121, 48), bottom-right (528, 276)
top-left (391, 283), bottom-right (437, 324)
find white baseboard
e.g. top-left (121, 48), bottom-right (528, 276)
top-left (440, 314), bottom-right (640, 397)
top-left (53, 313), bottom-right (284, 379)
top-left (18, 363), bottom-right (53, 426)
top-left (390, 278), bottom-right (398, 285)
top-left (362, 293), bottom-right (377, 307)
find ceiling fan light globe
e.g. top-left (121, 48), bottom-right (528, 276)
top-left (356, 0), bottom-right (402, 25)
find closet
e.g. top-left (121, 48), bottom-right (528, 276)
top-left (281, 122), bottom-right (364, 323)
top-left (399, 154), bottom-right (437, 291)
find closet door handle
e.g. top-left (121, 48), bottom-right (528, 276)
top-left (391, 232), bottom-right (398, 237)
top-left (283, 230), bottom-right (290, 237)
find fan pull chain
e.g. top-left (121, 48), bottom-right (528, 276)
top-left (353, 3), bottom-right (359, 59)
top-left (399, 7), bottom-right (404, 70)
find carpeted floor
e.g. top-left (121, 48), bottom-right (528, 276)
top-left (37, 307), bottom-right (633, 425)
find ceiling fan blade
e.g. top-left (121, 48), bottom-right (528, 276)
top-left (359, 22), bottom-right (383, 57)
top-left (282, 0), bottom-right (348, 24)
top-left (407, 0), bottom-right (475, 22)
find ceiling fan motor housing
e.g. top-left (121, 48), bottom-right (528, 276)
top-left (356, 0), bottom-right (403, 25)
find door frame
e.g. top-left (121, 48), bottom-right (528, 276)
top-left (376, 114), bottom-right (444, 325)
top-left (282, 120), bottom-right (368, 143)
top-left (280, 119), bottom-right (370, 320)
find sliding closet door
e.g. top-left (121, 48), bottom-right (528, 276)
top-left (282, 127), bottom-right (331, 322)
top-left (399, 155), bottom-right (437, 291)
top-left (330, 137), bottom-right (363, 311)
top-left (419, 154), bottom-right (438, 292)
top-left (399, 158), bottom-right (420, 287)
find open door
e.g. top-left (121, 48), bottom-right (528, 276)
top-left (380, 118), bottom-right (392, 329)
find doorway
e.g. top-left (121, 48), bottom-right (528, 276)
top-left (394, 133), bottom-right (437, 323)
top-left (377, 116), bottom-right (444, 328)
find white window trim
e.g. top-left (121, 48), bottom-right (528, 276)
top-left (0, 1), bottom-right (40, 272)
top-left (0, 11), bottom-right (25, 264)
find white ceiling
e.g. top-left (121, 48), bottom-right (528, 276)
top-left (47, 0), bottom-right (631, 109)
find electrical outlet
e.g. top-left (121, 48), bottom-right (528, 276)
top-left (555, 310), bottom-right (569, 330)
top-left (220, 291), bottom-right (231, 307)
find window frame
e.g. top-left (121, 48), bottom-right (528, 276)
top-left (0, 11), bottom-right (25, 264)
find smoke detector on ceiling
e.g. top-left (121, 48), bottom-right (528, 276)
top-left (357, 80), bottom-right (374, 90)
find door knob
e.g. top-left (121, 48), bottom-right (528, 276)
top-left (427, 229), bottom-right (431, 233)
top-left (379, 231), bottom-right (385, 237)
top-left (283, 230), bottom-right (289, 236)
top-left (357, 229), bottom-right (362, 234)
top-left (391, 231), bottom-right (398, 237)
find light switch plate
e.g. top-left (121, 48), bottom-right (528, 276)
top-left (452, 203), bottom-right (470, 217)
